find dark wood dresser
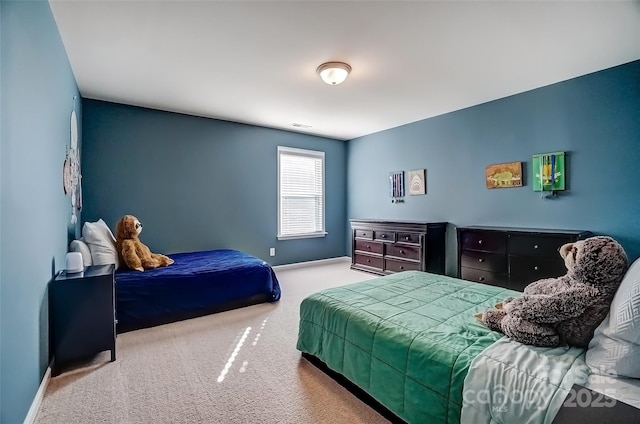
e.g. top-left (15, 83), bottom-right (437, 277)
top-left (350, 219), bottom-right (447, 276)
top-left (457, 226), bottom-right (592, 292)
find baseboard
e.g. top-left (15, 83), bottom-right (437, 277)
top-left (272, 256), bottom-right (350, 271)
top-left (23, 364), bottom-right (51, 424)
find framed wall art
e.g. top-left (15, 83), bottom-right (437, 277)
top-left (408, 169), bottom-right (426, 195)
top-left (533, 152), bottom-right (565, 192)
top-left (485, 161), bottom-right (522, 189)
top-left (389, 171), bottom-right (405, 203)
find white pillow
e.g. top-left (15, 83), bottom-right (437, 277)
top-left (82, 219), bottom-right (120, 268)
top-left (69, 238), bottom-right (93, 267)
top-left (586, 257), bottom-right (640, 378)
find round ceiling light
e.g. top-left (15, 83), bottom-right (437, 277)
top-left (316, 62), bottom-right (352, 85)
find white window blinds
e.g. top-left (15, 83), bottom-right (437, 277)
top-left (277, 146), bottom-right (326, 239)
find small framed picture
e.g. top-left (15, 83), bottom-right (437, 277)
top-left (485, 161), bottom-right (523, 189)
top-left (533, 152), bottom-right (565, 192)
top-left (408, 169), bottom-right (426, 195)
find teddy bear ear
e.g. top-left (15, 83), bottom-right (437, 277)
top-left (116, 215), bottom-right (134, 236)
top-left (559, 242), bottom-right (572, 259)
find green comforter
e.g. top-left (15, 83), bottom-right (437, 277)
top-left (296, 271), bottom-right (519, 423)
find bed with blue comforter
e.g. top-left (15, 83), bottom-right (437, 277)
top-left (116, 249), bottom-right (281, 332)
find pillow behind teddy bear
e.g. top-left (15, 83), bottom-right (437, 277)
top-left (82, 219), bottom-right (120, 268)
top-left (586, 256), bottom-right (640, 378)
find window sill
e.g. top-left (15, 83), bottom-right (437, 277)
top-left (277, 232), bottom-right (328, 241)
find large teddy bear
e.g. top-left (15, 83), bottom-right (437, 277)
top-left (115, 214), bottom-right (174, 271)
top-left (476, 236), bottom-right (628, 347)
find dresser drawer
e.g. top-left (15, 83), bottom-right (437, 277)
top-left (385, 258), bottom-right (421, 273)
top-left (354, 229), bottom-right (373, 240)
top-left (509, 256), bottom-right (567, 282)
top-left (509, 234), bottom-right (573, 257)
top-left (354, 253), bottom-right (384, 270)
top-left (460, 267), bottom-right (509, 287)
top-left (354, 239), bottom-right (384, 255)
top-left (396, 232), bottom-right (421, 245)
top-left (460, 250), bottom-right (507, 273)
top-left (460, 230), bottom-right (507, 253)
top-left (385, 244), bottom-right (420, 261)
top-left (374, 230), bottom-right (396, 243)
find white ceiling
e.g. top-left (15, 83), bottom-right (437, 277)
top-left (49, 0), bottom-right (640, 141)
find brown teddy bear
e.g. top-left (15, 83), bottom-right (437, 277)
top-left (115, 214), bottom-right (174, 272)
top-left (475, 236), bottom-right (628, 347)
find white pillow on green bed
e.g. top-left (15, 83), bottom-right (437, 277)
top-left (586, 257), bottom-right (640, 378)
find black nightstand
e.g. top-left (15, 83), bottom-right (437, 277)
top-left (51, 264), bottom-right (116, 376)
top-left (552, 384), bottom-right (640, 423)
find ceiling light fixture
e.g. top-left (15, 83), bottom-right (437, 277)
top-left (316, 62), bottom-right (352, 86)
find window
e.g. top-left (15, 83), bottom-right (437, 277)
top-left (277, 146), bottom-right (326, 240)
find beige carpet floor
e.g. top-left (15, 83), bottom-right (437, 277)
top-left (34, 258), bottom-right (391, 424)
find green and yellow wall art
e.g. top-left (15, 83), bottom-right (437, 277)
top-left (533, 152), bottom-right (565, 192)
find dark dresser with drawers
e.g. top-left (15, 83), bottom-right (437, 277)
top-left (350, 219), bottom-right (447, 276)
top-left (457, 225), bottom-right (592, 292)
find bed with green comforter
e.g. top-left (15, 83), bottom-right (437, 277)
top-left (296, 270), bottom-right (518, 423)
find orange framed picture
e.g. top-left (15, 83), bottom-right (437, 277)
top-left (485, 161), bottom-right (523, 189)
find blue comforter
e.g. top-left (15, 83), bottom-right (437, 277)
top-left (115, 249), bottom-right (281, 331)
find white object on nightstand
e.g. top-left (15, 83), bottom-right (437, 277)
top-left (65, 252), bottom-right (84, 273)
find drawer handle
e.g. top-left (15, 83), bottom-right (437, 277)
top-left (478, 258), bottom-right (484, 263)
top-left (400, 249), bottom-right (405, 254)
top-left (366, 244), bottom-right (371, 249)
top-left (478, 240), bottom-right (483, 245)
top-left (534, 244), bottom-right (539, 249)
top-left (405, 236), bottom-right (410, 241)
top-left (478, 277), bottom-right (485, 282)
top-left (381, 234), bottom-right (387, 238)
top-left (534, 266), bottom-right (539, 271)
top-left (400, 266), bottom-right (404, 270)
top-left (367, 259), bottom-right (371, 263)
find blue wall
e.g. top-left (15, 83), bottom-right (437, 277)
top-left (1, 3), bottom-right (636, 421)
top-left (0, 1), bottom-right (81, 422)
top-left (81, 100), bottom-right (348, 266)
top-left (347, 60), bottom-right (640, 275)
